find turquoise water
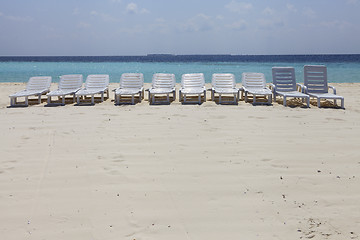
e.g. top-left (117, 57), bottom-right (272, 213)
top-left (1, 61), bottom-right (359, 83)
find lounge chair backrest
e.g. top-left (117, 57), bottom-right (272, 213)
top-left (120, 73), bottom-right (144, 89)
top-left (85, 75), bottom-right (109, 89)
top-left (304, 65), bottom-right (328, 93)
top-left (242, 72), bottom-right (266, 89)
top-left (272, 67), bottom-right (297, 91)
top-left (26, 76), bottom-right (52, 91)
top-left (212, 73), bottom-right (236, 89)
top-left (181, 73), bottom-right (205, 88)
top-left (59, 74), bottom-right (83, 90)
top-left (152, 73), bottom-right (175, 89)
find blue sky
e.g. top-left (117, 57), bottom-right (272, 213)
top-left (1, 0), bottom-right (360, 56)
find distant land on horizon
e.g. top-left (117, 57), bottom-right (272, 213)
top-left (1, 54), bottom-right (360, 62)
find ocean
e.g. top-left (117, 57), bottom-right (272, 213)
top-left (1, 55), bottom-right (360, 83)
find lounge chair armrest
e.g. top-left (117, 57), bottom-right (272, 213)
top-left (269, 83), bottom-right (276, 92)
top-left (297, 83), bottom-right (305, 93)
top-left (328, 85), bottom-right (336, 95)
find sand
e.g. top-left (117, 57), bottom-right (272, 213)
top-left (0, 82), bottom-right (360, 240)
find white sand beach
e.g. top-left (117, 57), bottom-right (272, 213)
top-left (0, 82), bottom-right (360, 240)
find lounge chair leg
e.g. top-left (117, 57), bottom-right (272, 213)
top-left (268, 95), bottom-right (272, 105)
top-left (341, 99), bottom-right (344, 109)
top-left (334, 99), bottom-right (337, 106)
top-left (167, 94), bottom-right (169, 103)
top-left (62, 96), bottom-right (65, 105)
top-left (198, 94), bottom-right (201, 104)
top-left (25, 97), bottom-right (28, 106)
top-left (152, 95), bottom-right (155, 105)
top-left (101, 93), bottom-right (104, 102)
top-left (283, 97), bottom-right (286, 106)
top-left (253, 95), bottom-right (256, 104)
top-left (92, 95), bottom-right (95, 105)
top-left (317, 98), bottom-right (321, 108)
top-left (47, 96), bottom-right (51, 104)
top-left (211, 91), bottom-right (214, 101)
top-left (219, 94), bottom-right (222, 104)
top-left (38, 95), bottom-right (41, 104)
top-left (173, 91), bottom-right (176, 100)
top-left (77, 96), bottom-right (80, 104)
top-left (73, 94), bottom-right (76, 103)
top-left (132, 95), bottom-right (134, 105)
top-left (273, 94), bottom-right (276, 102)
top-left (204, 91), bottom-right (206, 102)
top-left (245, 92), bottom-right (248, 103)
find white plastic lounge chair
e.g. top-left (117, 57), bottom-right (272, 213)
top-left (271, 67), bottom-right (310, 107)
top-left (179, 73), bottom-right (206, 104)
top-left (76, 75), bottom-right (109, 104)
top-left (211, 73), bottom-right (239, 104)
top-left (47, 74), bottom-right (83, 105)
top-left (303, 65), bottom-right (344, 109)
top-left (148, 73), bottom-right (176, 104)
top-left (240, 72), bottom-right (272, 105)
top-left (114, 73), bottom-right (144, 105)
top-left (9, 76), bottom-right (52, 106)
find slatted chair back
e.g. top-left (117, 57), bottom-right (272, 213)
top-left (212, 73), bottom-right (236, 89)
top-left (272, 67), bottom-right (297, 92)
top-left (85, 75), bottom-right (109, 89)
top-left (26, 76), bottom-right (52, 91)
top-left (304, 65), bottom-right (328, 94)
top-left (120, 73), bottom-right (144, 89)
top-left (242, 72), bottom-right (266, 89)
top-left (181, 73), bottom-right (205, 89)
top-left (59, 75), bottom-right (83, 90)
top-left (152, 73), bottom-right (175, 89)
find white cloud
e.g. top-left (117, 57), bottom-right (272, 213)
top-left (181, 14), bottom-right (214, 32)
top-left (0, 12), bottom-right (33, 22)
top-left (263, 7), bottom-right (275, 16)
top-left (126, 3), bottom-right (150, 14)
top-left (78, 22), bottom-right (91, 29)
top-left (225, 1), bottom-right (252, 14)
top-left (286, 4), bottom-right (297, 12)
top-left (126, 3), bottom-right (138, 14)
top-left (320, 20), bottom-right (351, 29)
top-left (216, 15), bottom-right (224, 20)
top-left (73, 8), bottom-right (80, 15)
top-left (227, 20), bottom-right (247, 31)
top-left (257, 18), bottom-right (285, 29)
top-left (346, 0), bottom-right (358, 4)
top-left (90, 11), bottom-right (119, 22)
top-left (303, 8), bottom-right (316, 18)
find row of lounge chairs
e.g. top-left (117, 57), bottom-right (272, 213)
top-left (9, 65), bottom-right (344, 108)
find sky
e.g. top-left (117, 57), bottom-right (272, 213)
top-left (1, 0), bottom-right (360, 56)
